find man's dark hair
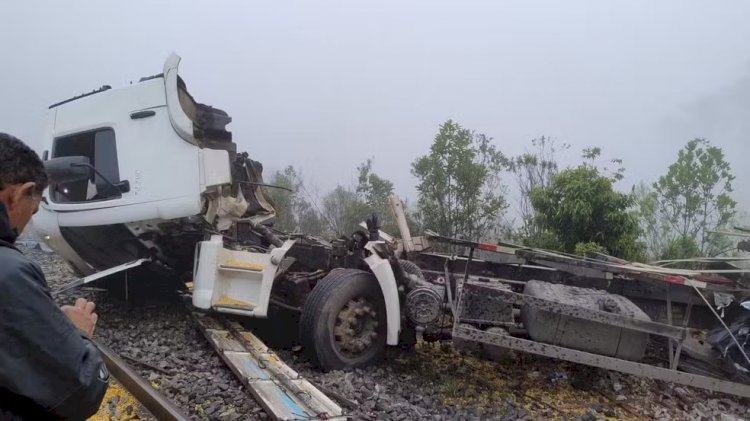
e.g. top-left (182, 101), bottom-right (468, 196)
top-left (0, 133), bottom-right (49, 195)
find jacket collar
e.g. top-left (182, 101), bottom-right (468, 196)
top-left (0, 201), bottom-right (18, 246)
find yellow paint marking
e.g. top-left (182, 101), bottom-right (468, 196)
top-left (221, 260), bottom-right (264, 271)
top-left (215, 296), bottom-right (254, 309)
top-left (88, 380), bottom-right (142, 420)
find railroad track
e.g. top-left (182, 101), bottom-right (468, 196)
top-left (52, 280), bottom-right (190, 420)
top-left (192, 312), bottom-right (345, 420)
top-left (54, 276), bottom-right (345, 420)
top-left (93, 340), bottom-right (190, 421)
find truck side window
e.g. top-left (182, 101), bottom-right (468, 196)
top-left (51, 128), bottom-right (121, 203)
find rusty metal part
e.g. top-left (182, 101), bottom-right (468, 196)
top-left (463, 281), bottom-right (689, 341)
top-left (457, 281), bottom-right (514, 326)
top-left (670, 301), bottom-right (693, 370)
top-left (334, 297), bottom-right (378, 355)
top-left (444, 259), bottom-right (457, 319)
top-left (405, 286), bottom-right (443, 326)
top-left (687, 282), bottom-right (750, 367)
top-left (517, 248), bottom-right (744, 292)
top-left (452, 324), bottom-right (750, 398)
top-left (462, 246), bottom-right (474, 285)
top-left (454, 280), bottom-right (750, 399)
top-left (420, 270), bottom-right (528, 287)
top-left (246, 219), bottom-right (284, 247)
top-left (93, 340), bottom-right (189, 421)
top-left (667, 284), bottom-right (675, 369)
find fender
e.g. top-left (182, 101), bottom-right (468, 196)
top-left (363, 242), bottom-right (401, 345)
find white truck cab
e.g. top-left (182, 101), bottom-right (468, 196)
top-left (33, 54), bottom-right (272, 276)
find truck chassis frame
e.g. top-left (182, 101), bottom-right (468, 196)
top-left (427, 232), bottom-right (750, 399)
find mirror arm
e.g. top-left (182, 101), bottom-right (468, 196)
top-left (70, 163), bottom-right (130, 193)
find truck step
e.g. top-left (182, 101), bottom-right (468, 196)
top-left (192, 312), bottom-right (345, 420)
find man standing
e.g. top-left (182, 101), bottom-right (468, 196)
top-left (0, 133), bottom-right (108, 420)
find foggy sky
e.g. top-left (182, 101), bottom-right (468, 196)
top-left (2, 1), bottom-right (748, 217)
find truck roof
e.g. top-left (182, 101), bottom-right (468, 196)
top-left (48, 73), bottom-right (165, 109)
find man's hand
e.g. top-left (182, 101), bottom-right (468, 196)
top-left (61, 298), bottom-right (98, 337)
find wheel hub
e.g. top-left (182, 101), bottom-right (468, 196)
top-left (334, 297), bottom-right (378, 355)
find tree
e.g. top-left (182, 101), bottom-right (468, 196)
top-left (269, 160), bottom-right (406, 239)
top-left (316, 159), bottom-right (406, 238)
top-left (266, 166), bottom-right (297, 231)
top-left (508, 137), bottom-right (568, 246)
top-left (355, 158), bottom-right (398, 234)
top-left (412, 120), bottom-right (508, 242)
top-left (660, 236), bottom-right (701, 261)
top-left (581, 146), bottom-right (626, 182)
top-left (632, 182), bottom-right (672, 260)
top-left (320, 185), bottom-right (368, 237)
top-left (266, 166), bottom-right (324, 235)
top-left (530, 164), bottom-right (643, 260)
top-left (651, 139), bottom-right (736, 257)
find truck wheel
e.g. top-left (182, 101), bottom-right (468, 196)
top-left (300, 268), bottom-right (387, 371)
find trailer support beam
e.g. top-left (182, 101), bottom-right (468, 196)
top-left (453, 325), bottom-right (750, 399)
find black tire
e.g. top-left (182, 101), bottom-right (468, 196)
top-left (300, 268), bottom-right (387, 371)
top-left (399, 259), bottom-right (425, 281)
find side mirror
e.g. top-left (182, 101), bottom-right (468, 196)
top-left (44, 156), bottom-right (92, 183)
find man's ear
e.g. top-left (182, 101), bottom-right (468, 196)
top-left (9, 182), bottom-right (37, 206)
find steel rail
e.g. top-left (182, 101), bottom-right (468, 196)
top-left (94, 340), bottom-right (190, 421)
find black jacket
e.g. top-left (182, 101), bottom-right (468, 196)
top-left (0, 203), bottom-right (108, 420)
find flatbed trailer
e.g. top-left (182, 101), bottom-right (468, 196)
top-left (413, 230), bottom-right (750, 399)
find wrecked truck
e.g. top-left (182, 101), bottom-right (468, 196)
top-left (32, 54), bottom-right (750, 400)
top-left (32, 53), bottom-right (428, 370)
